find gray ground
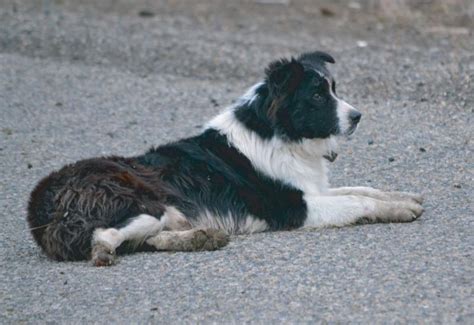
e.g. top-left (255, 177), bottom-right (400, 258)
top-left (0, 0), bottom-right (473, 323)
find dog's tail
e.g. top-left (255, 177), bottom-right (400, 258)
top-left (27, 158), bottom-right (166, 261)
top-left (27, 166), bottom-right (121, 261)
top-left (27, 171), bottom-right (93, 261)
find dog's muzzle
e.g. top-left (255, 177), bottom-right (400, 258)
top-left (346, 110), bottom-right (362, 136)
top-left (349, 110), bottom-right (362, 125)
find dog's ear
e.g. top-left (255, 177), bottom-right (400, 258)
top-left (265, 58), bottom-right (304, 97)
top-left (298, 51), bottom-right (335, 65)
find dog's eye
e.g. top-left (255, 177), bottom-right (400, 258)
top-left (331, 80), bottom-right (336, 93)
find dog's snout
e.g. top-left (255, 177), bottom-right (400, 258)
top-left (349, 110), bottom-right (362, 124)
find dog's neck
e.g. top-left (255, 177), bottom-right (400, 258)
top-left (206, 105), bottom-right (336, 195)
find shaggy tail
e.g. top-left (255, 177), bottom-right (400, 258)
top-left (27, 158), bottom-right (167, 261)
top-left (27, 173), bottom-right (99, 261)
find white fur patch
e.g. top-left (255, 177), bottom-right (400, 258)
top-left (326, 79), bottom-right (360, 136)
top-left (118, 214), bottom-right (162, 242)
top-left (207, 97), bottom-right (336, 195)
top-left (92, 214), bottom-right (162, 251)
top-left (161, 206), bottom-right (191, 230)
top-left (92, 211), bottom-right (177, 251)
top-left (92, 228), bottom-right (124, 251)
top-left (336, 98), bottom-right (358, 135)
top-left (304, 192), bottom-right (423, 227)
top-left (191, 210), bottom-right (268, 235)
top-left (303, 194), bottom-right (377, 227)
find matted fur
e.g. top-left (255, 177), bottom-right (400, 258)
top-left (28, 157), bottom-right (169, 260)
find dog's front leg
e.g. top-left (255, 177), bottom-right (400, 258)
top-left (327, 186), bottom-right (423, 204)
top-left (303, 194), bottom-right (424, 228)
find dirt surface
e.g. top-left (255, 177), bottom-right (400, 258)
top-left (1, 0), bottom-right (473, 323)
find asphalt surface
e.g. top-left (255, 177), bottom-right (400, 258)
top-left (1, 1), bottom-right (473, 323)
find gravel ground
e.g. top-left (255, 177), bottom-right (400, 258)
top-left (0, 1), bottom-right (473, 323)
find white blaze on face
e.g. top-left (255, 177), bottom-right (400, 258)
top-left (326, 77), bottom-right (360, 135)
top-left (337, 99), bottom-right (359, 135)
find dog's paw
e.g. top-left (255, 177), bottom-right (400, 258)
top-left (373, 200), bottom-right (424, 223)
top-left (191, 229), bottom-right (230, 251)
top-left (385, 191), bottom-right (424, 204)
top-left (389, 204), bottom-right (424, 222)
top-left (91, 243), bottom-right (116, 267)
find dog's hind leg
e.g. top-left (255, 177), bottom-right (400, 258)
top-left (92, 214), bottom-right (163, 266)
top-left (146, 229), bottom-right (229, 252)
top-left (91, 206), bottom-right (194, 266)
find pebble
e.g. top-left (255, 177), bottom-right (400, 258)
top-left (138, 10), bottom-right (155, 18)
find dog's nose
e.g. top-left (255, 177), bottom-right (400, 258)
top-left (349, 110), bottom-right (362, 124)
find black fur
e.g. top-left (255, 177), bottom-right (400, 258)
top-left (27, 51), bottom-right (338, 261)
top-left (236, 52), bottom-right (339, 141)
top-left (138, 129), bottom-right (307, 230)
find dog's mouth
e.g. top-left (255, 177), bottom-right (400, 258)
top-left (344, 123), bottom-right (359, 137)
top-left (323, 151), bottom-right (338, 162)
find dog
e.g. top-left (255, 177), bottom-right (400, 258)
top-left (27, 51), bottom-right (424, 266)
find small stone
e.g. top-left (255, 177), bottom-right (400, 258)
top-left (150, 307), bottom-right (158, 311)
top-left (138, 10), bottom-right (155, 18)
top-left (388, 157), bottom-right (395, 162)
top-left (368, 139), bottom-right (374, 145)
top-left (55, 102), bottom-right (63, 107)
top-left (419, 147), bottom-right (426, 152)
top-left (2, 128), bottom-right (13, 135)
top-left (210, 98), bottom-right (219, 107)
top-left (453, 183), bottom-right (461, 189)
top-left (320, 7), bottom-right (335, 17)
top-left (27, 163), bottom-right (33, 169)
top-left (420, 97), bottom-right (428, 102)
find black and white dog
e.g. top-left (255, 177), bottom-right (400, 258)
top-left (28, 51), bottom-right (424, 266)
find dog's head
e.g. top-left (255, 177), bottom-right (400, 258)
top-left (263, 51), bottom-right (361, 141)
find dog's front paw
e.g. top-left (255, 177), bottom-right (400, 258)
top-left (385, 191), bottom-right (424, 204)
top-left (373, 200), bottom-right (424, 223)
